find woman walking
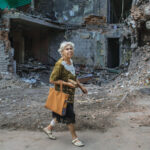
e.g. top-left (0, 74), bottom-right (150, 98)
top-left (43, 41), bottom-right (87, 147)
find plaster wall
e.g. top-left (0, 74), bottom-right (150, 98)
top-left (65, 29), bottom-right (106, 67)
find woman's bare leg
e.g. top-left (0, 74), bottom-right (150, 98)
top-left (67, 123), bottom-right (77, 140)
top-left (68, 123), bottom-right (84, 146)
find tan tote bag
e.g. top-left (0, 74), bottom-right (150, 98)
top-left (45, 82), bottom-right (69, 116)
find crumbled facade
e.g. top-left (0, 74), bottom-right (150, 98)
top-left (0, 0), bottom-right (133, 75)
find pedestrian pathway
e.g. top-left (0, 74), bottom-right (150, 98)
top-left (1, 124), bottom-right (150, 150)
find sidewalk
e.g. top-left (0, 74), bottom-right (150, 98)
top-left (1, 125), bottom-right (150, 150)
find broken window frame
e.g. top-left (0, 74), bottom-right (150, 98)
top-left (107, 0), bottom-right (132, 24)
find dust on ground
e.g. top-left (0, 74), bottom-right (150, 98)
top-left (0, 73), bottom-right (150, 133)
top-left (0, 76), bottom-right (116, 132)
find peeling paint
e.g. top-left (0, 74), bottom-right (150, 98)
top-left (80, 33), bottom-right (91, 39)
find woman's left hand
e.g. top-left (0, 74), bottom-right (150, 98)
top-left (81, 87), bottom-right (88, 94)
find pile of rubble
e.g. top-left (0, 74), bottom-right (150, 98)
top-left (17, 58), bottom-right (51, 85)
top-left (75, 64), bottom-right (123, 86)
top-left (110, 45), bottom-right (150, 94)
top-left (124, 1), bottom-right (150, 47)
top-left (0, 72), bottom-right (30, 90)
top-left (110, 0), bottom-right (150, 95)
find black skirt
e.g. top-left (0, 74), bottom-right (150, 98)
top-left (52, 103), bottom-right (75, 124)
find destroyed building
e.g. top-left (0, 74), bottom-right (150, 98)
top-left (0, 0), bottom-right (134, 81)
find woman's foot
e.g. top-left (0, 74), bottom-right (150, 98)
top-left (72, 138), bottom-right (84, 147)
top-left (43, 127), bottom-right (56, 140)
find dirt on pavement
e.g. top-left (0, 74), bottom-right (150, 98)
top-left (0, 74), bottom-right (150, 132)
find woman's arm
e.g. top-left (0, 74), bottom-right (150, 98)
top-left (50, 80), bottom-right (76, 88)
top-left (76, 79), bottom-right (88, 94)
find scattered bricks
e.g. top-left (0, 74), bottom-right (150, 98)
top-left (3, 31), bottom-right (9, 41)
top-left (1, 18), bottom-right (10, 28)
top-left (0, 31), bottom-right (9, 41)
top-left (2, 8), bottom-right (9, 14)
top-left (131, 6), bottom-right (144, 21)
top-left (84, 15), bottom-right (106, 25)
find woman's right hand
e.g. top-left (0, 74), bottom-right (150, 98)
top-left (67, 82), bottom-right (76, 88)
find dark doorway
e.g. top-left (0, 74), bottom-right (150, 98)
top-left (107, 0), bottom-right (132, 23)
top-left (107, 38), bottom-right (120, 68)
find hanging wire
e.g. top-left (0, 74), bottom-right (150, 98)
top-left (121, 0), bottom-right (124, 22)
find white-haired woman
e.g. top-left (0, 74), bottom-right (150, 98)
top-left (43, 41), bottom-right (87, 147)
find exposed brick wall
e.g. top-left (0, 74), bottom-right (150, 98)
top-left (0, 40), bottom-right (9, 72)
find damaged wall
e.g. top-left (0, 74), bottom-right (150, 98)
top-left (0, 11), bottom-right (13, 73)
top-left (65, 29), bottom-right (98, 66)
top-left (48, 31), bottom-right (65, 65)
top-left (64, 25), bottom-right (125, 68)
top-left (0, 9), bottom-right (66, 74)
top-left (0, 41), bottom-right (9, 72)
top-left (52, 0), bottom-right (107, 24)
top-left (0, 0), bottom-right (133, 75)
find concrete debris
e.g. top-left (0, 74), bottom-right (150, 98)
top-left (129, 2), bottom-right (150, 25)
top-left (124, 1), bottom-right (150, 55)
top-left (17, 58), bottom-right (50, 86)
top-left (110, 45), bottom-right (150, 95)
top-left (78, 74), bottom-right (93, 83)
top-left (131, 6), bottom-right (144, 21)
top-left (75, 64), bottom-right (123, 85)
top-left (21, 78), bottom-right (37, 84)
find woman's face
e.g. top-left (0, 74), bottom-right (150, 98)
top-left (62, 45), bottom-right (74, 59)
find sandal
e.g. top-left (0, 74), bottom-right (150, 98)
top-left (72, 138), bottom-right (84, 147)
top-left (43, 127), bottom-right (56, 140)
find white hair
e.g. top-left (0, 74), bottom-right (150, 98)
top-left (58, 41), bottom-right (74, 56)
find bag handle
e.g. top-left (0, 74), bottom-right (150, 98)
top-left (54, 81), bottom-right (63, 92)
